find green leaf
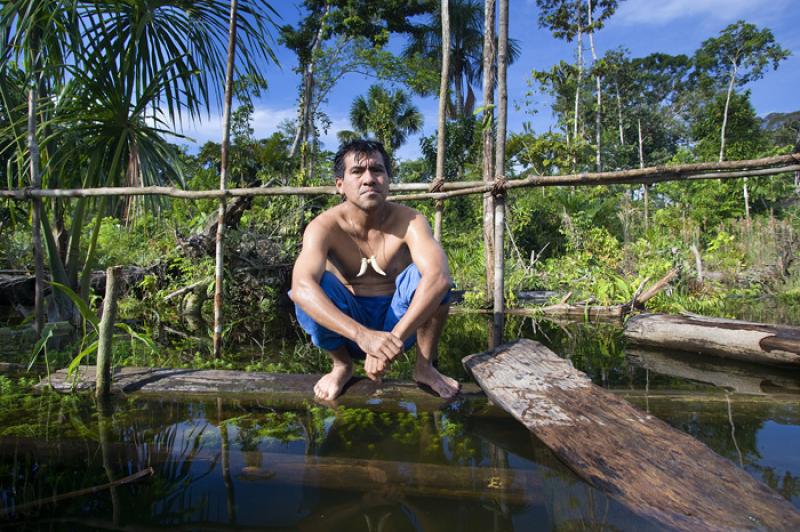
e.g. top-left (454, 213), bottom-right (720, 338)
top-left (50, 281), bottom-right (99, 328)
top-left (67, 339), bottom-right (99, 377)
top-left (115, 322), bottom-right (157, 353)
top-left (28, 324), bottom-right (56, 371)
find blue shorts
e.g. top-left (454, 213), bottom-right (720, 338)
top-left (292, 263), bottom-right (451, 359)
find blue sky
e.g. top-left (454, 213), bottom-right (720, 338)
top-left (178, 0), bottom-right (800, 161)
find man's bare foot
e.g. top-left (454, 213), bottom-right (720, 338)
top-left (413, 363), bottom-right (460, 398)
top-left (314, 363), bottom-right (353, 400)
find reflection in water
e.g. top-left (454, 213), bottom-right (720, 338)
top-left (1, 313), bottom-right (798, 528)
top-left (626, 346), bottom-right (800, 396)
top-left (0, 393), bottom-right (664, 530)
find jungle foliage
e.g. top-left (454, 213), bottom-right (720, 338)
top-left (1, 2), bottom-right (798, 372)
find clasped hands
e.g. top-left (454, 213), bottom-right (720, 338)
top-left (355, 328), bottom-right (403, 381)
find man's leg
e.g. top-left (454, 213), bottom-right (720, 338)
top-left (413, 302), bottom-right (460, 398)
top-left (293, 272), bottom-right (367, 401)
top-left (314, 345), bottom-right (354, 401)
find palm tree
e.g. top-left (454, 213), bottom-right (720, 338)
top-left (403, 0), bottom-right (520, 118)
top-left (0, 0), bottom-right (279, 312)
top-left (339, 85), bottom-right (423, 157)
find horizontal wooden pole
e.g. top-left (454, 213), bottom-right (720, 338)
top-left (2, 154), bottom-right (798, 201)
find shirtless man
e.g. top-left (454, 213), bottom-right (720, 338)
top-left (290, 139), bottom-right (460, 401)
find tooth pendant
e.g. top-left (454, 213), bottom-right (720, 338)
top-left (356, 255), bottom-right (387, 277)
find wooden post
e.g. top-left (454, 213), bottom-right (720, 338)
top-left (433, 0), bottom-right (450, 241)
top-left (492, 0), bottom-right (508, 347)
top-left (96, 266), bottom-right (121, 398)
top-left (213, 0), bottom-right (239, 358)
top-left (481, 0), bottom-right (496, 298)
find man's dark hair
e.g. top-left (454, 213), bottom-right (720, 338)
top-left (333, 139), bottom-right (392, 180)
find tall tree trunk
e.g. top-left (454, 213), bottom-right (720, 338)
top-left (288, 83), bottom-right (306, 159)
top-left (288, 7), bottom-right (327, 161)
top-left (124, 137), bottom-right (141, 224)
top-left (433, 0), bottom-right (450, 241)
top-left (482, 0), bottom-right (496, 300)
top-left (572, 2), bottom-right (583, 150)
top-left (587, 0), bottom-right (601, 171)
top-left (28, 66), bottom-right (45, 335)
top-left (492, 0), bottom-right (509, 347)
top-left (719, 64), bottom-right (749, 223)
top-left (638, 117), bottom-right (648, 230)
top-left (719, 65), bottom-right (737, 163)
top-left (615, 81), bottom-right (624, 145)
top-left (454, 63), bottom-right (464, 118)
top-left (213, 0), bottom-right (238, 358)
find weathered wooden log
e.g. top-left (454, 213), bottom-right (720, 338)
top-left (463, 339), bottom-right (800, 531)
top-left (625, 313), bottom-right (800, 367)
top-left (506, 302), bottom-right (626, 318)
top-left (0, 321), bottom-right (73, 356)
top-left (38, 366), bottom-right (496, 414)
top-left (0, 273), bottom-right (37, 306)
top-left (239, 453), bottom-right (541, 505)
top-left (627, 347), bottom-right (800, 395)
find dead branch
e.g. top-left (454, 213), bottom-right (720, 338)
top-left (635, 268), bottom-right (679, 307)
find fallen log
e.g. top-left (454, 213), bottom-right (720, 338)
top-left (38, 366), bottom-right (494, 414)
top-left (40, 365), bottom-right (800, 409)
top-left (463, 339), bottom-right (800, 531)
top-left (0, 321), bottom-right (73, 356)
top-left (625, 313), bottom-right (800, 368)
top-left (626, 347), bottom-right (800, 395)
top-left (238, 453), bottom-right (542, 505)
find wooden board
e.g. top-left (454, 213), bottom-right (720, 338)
top-left (625, 313), bottom-right (800, 367)
top-left (463, 339), bottom-right (800, 531)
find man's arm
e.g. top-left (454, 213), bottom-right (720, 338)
top-left (390, 212), bottom-right (452, 344)
top-left (291, 219), bottom-right (402, 370)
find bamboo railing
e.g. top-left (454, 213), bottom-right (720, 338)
top-left (3, 154), bottom-right (797, 201)
top-left (4, 152), bottom-right (798, 355)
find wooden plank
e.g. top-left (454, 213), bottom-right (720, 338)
top-left (625, 313), bottom-right (800, 367)
top-left (463, 339), bottom-right (800, 531)
top-left (627, 347), bottom-right (800, 395)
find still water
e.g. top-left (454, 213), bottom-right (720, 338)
top-left (0, 314), bottom-right (798, 530)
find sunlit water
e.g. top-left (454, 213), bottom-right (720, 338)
top-left (0, 311), bottom-right (798, 530)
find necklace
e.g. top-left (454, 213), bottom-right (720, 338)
top-left (345, 211), bottom-right (387, 277)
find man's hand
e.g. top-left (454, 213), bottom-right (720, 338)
top-left (355, 328), bottom-right (403, 381)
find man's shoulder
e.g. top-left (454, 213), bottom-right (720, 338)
top-left (302, 207), bottom-right (344, 244)
top-left (387, 202), bottom-right (423, 223)
top-left (307, 205), bottom-right (343, 231)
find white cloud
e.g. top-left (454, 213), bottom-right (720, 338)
top-left (615, 0), bottom-right (789, 26)
top-left (171, 105), bottom-right (298, 149)
top-left (171, 104), bottom-right (358, 155)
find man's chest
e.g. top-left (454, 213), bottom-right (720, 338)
top-left (327, 232), bottom-right (412, 282)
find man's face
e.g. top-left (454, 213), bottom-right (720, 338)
top-left (335, 151), bottom-right (389, 210)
